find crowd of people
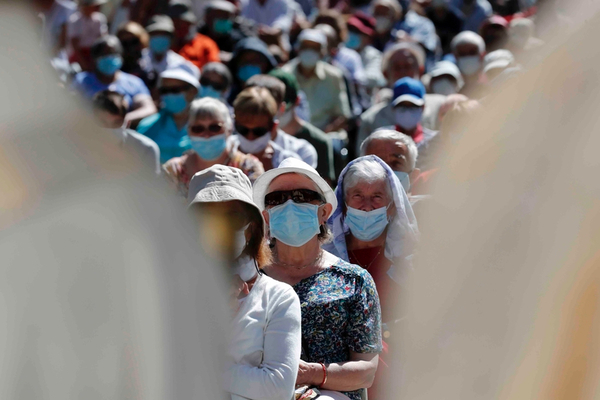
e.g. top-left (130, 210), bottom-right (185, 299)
top-left (38, 0), bottom-right (548, 398)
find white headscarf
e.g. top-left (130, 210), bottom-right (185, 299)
top-left (323, 155), bottom-right (419, 283)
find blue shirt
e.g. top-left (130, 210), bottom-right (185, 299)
top-left (136, 110), bottom-right (191, 163)
top-left (72, 70), bottom-right (150, 109)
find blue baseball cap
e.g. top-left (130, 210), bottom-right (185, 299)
top-left (392, 77), bottom-right (425, 107)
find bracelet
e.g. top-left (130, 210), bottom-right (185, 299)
top-left (318, 362), bottom-right (328, 388)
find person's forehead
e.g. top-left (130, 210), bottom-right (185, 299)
top-left (209, 8), bottom-right (233, 18)
top-left (455, 42), bottom-right (479, 54)
top-left (390, 50), bottom-right (418, 65)
top-left (160, 77), bottom-right (187, 87)
top-left (203, 70), bottom-right (226, 83)
top-left (267, 173), bottom-right (318, 193)
top-left (368, 138), bottom-right (408, 154)
top-left (239, 50), bottom-right (264, 63)
top-left (300, 40), bottom-right (322, 49)
top-left (373, 4), bottom-right (392, 14)
top-left (235, 112), bottom-right (271, 127)
top-left (347, 179), bottom-right (388, 194)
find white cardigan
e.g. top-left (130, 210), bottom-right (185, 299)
top-left (223, 274), bottom-right (302, 400)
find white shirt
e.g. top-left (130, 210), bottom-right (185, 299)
top-left (223, 274), bottom-right (301, 400)
top-left (274, 129), bottom-right (318, 169)
top-left (66, 11), bottom-right (107, 48)
top-left (240, 0), bottom-right (292, 32)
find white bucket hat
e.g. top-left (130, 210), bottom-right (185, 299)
top-left (252, 158), bottom-right (337, 217)
top-left (188, 165), bottom-right (264, 226)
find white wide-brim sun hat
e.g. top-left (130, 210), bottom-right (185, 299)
top-left (252, 158), bottom-right (337, 217)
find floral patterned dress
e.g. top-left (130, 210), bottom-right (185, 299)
top-left (293, 259), bottom-right (382, 400)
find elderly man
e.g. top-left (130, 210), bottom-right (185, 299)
top-left (283, 29), bottom-right (351, 133)
top-left (450, 31), bottom-right (486, 90)
top-left (136, 67), bottom-right (199, 162)
top-left (357, 43), bottom-right (445, 154)
top-left (360, 129), bottom-right (419, 194)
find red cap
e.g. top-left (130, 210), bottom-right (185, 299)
top-left (347, 11), bottom-right (376, 37)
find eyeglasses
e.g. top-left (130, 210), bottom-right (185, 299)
top-left (235, 122), bottom-right (273, 137)
top-left (200, 76), bottom-right (227, 91)
top-left (264, 189), bottom-right (325, 207)
top-left (158, 85), bottom-right (190, 95)
top-left (189, 123), bottom-right (224, 134)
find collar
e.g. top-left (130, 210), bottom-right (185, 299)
top-left (395, 123), bottom-right (424, 144)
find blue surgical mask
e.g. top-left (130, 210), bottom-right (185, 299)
top-left (345, 31), bottom-right (362, 50)
top-left (190, 133), bottom-right (227, 160)
top-left (394, 171), bottom-right (411, 193)
top-left (345, 204), bottom-right (390, 242)
top-left (268, 200), bottom-right (321, 247)
top-left (213, 18), bottom-right (233, 34)
top-left (149, 35), bottom-right (172, 54)
top-left (394, 107), bottom-right (423, 130)
top-left (161, 93), bottom-right (189, 114)
top-left (237, 64), bottom-right (261, 82)
top-left (200, 84), bottom-right (222, 99)
top-left (96, 55), bottom-right (123, 76)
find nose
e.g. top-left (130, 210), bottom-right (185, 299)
top-left (359, 199), bottom-right (375, 212)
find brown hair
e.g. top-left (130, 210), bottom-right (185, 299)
top-left (245, 74), bottom-right (286, 105)
top-left (233, 86), bottom-right (278, 120)
top-left (313, 10), bottom-right (348, 43)
top-left (117, 21), bottom-right (150, 48)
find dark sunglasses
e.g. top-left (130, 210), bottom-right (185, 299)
top-left (200, 77), bottom-right (227, 91)
top-left (189, 123), bottom-right (224, 134)
top-left (235, 122), bottom-right (273, 138)
top-left (159, 85), bottom-right (190, 95)
top-left (264, 189), bottom-right (325, 207)
top-left (120, 37), bottom-right (140, 48)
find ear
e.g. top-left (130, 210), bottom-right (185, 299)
top-left (409, 168), bottom-right (420, 183)
top-left (278, 102), bottom-right (286, 115)
top-left (320, 203), bottom-right (333, 224)
top-left (262, 209), bottom-right (270, 226)
top-left (294, 96), bottom-right (301, 107)
top-left (270, 121), bottom-right (279, 140)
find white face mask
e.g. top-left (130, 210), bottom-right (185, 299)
top-left (233, 255), bottom-right (258, 281)
top-left (375, 16), bottom-right (393, 34)
top-left (232, 223), bottom-right (250, 259)
top-left (299, 49), bottom-right (320, 69)
top-left (277, 107), bottom-right (294, 127)
top-left (431, 78), bottom-right (458, 95)
top-left (236, 132), bottom-right (271, 154)
top-left (457, 55), bottom-right (482, 76)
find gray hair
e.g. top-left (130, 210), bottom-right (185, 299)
top-left (343, 158), bottom-right (392, 199)
top-left (188, 97), bottom-right (233, 132)
top-left (360, 129), bottom-right (418, 170)
top-left (450, 31), bottom-right (486, 55)
top-left (201, 62), bottom-right (233, 91)
top-left (381, 42), bottom-right (426, 74)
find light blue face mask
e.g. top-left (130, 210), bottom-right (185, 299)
top-left (394, 107), bottom-right (423, 130)
top-left (200, 84), bottom-right (222, 99)
top-left (394, 171), bottom-right (411, 193)
top-left (237, 64), bottom-right (261, 82)
top-left (268, 200), bottom-right (321, 247)
top-left (161, 93), bottom-right (188, 114)
top-left (149, 35), bottom-right (172, 54)
top-left (96, 55), bottom-right (123, 76)
top-left (345, 204), bottom-right (390, 242)
top-left (345, 31), bottom-right (362, 50)
top-left (190, 133), bottom-right (227, 160)
top-left (213, 18), bottom-right (233, 34)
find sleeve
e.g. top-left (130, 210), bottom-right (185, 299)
top-left (223, 286), bottom-right (302, 400)
top-left (346, 271), bottom-right (383, 354)
top-left (334, 73), bottom-right (352, 120)
top-left (297, 139), bottom-right (318, 169)
top-left (205, 36), bottom-right (221, 63)
top-left (131, 76), bottom-right (151, 97)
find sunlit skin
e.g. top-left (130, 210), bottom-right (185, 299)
top-left (385, 50), bottom-right (420, 86)
top-left (345, 179), bottom-right (395, 249)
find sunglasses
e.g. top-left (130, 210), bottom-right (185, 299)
top-left (189, 123), bottom-right (224, 134)
top-left (264, 189), bottom-right (325, 207)
top-left (159, 85), bottom-right (190, 95)
top-left (200, 77), bottom-right (227, 91)
top-left (235, 122), bottom-right (273, 138)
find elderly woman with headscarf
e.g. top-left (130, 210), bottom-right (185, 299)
top-left (187, 164), bottom-right (301, 400)
top-left (252, 158), bottom-right (382, 400)
top-left (323, 155), bottom-right (419, 323)
top-left (163, 97), bottom-right (264, 196)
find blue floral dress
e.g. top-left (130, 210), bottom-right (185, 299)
top-left (293, 259), bottom-right (382, 400)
